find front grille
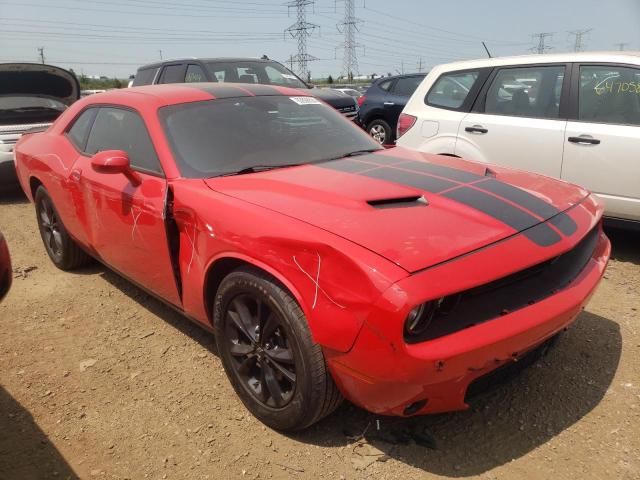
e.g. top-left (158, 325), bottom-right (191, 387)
top-left (405, 227), bottom-right (599, 343)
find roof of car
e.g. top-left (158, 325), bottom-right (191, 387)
top-left (78, 82), bottom-right (310, 108)
top-left (431, 51), bottom-right (640, 72)
top-left (137, 57), bottom-right (275, 70)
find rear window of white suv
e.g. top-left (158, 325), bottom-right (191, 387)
top-left (426, 71), bottom-right (480, 110)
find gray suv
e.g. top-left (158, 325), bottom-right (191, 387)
top-left (131, 57), bottom-right (358, 121)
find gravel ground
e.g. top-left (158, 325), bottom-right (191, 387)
top-left (0, 188), bottom-right (638, 480)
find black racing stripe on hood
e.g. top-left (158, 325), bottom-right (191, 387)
top-left (192, 84), bottom-right (253, 98)
top-left (549, 212), bottom-right (578, 236)
top-left (242, 84), bottom-right (282, 96)
top-left (394, 159), bottom-right (484, 183)
top-left (442, 187), bottom-right (540, 231)
top-left (364, 167), bottom-right (458, 193)
top-left (322, 158), bottom-right (374, 173)
top-left (475, 178), bottom-right (560, 219)
top-left (520, 221), bottom-right (563, 246)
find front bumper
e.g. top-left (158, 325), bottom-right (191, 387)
top-left (326, 227), bottom-right (610, 417)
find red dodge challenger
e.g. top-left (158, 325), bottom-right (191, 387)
top-left (14, 84), bottom-right (610, 431)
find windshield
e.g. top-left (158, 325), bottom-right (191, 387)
top-left (160, 96), bottom-right (382, 178)
top-left (205, 61), bottom-right (307, 89)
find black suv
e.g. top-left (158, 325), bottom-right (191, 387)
top-left (131, 57), bottom-right (358, 120)
top-left (358, 73), bottom-right (426, 144)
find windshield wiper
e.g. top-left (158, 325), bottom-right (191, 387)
top-left (320, 148), bottom-right (383, 163)
top-left (215, 163), bottom-right (303, 177)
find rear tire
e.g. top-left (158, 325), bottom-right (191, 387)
top-left (214, 267), bottom-right (342, 431)
top-left (367, 119), bottom-right (393, 145)
top-left (34, 186), bottom-right (91, 270)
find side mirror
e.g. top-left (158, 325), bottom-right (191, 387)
top-left (91, 150), bottom-right (140, 185)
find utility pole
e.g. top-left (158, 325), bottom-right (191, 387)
top-left (37, 47), bottom-right (45, 64)
top-left (417, 57), bottom-right (424, 72)
top-left (530, 32), bottom-right (553, 54)
top-left (159, 49), bottom-right (163, 60)
top-left (569, 28), bottom-right (592, 52)
top-left (285, 0), bottom-right (318, 81)
top-left (336, 0), bottom-right (363, 80)
top-left (614, 42), bottom-right (629, 51)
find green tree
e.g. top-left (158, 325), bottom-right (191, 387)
top-left (327, 74), bottom-right (334, 84)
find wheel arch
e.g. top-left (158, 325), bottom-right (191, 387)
top-left (203, 253), bottom-right (307, 328)
top-left (28, 176), bottom-right (44, 202)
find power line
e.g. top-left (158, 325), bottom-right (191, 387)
top-left (531, 32), bottom-right (554, 54)
top-left (569, 28), bottom-right (592, 52)
top-left (336, 0), bottom-right (363, 79)
top-left (285, 0), bottom-right (318, 80)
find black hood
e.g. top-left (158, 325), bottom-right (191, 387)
top-left (0, 63), bottom-right (80, 105)
top-left (307, 87), bottom-right (357, 109)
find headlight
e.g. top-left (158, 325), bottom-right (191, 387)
top-left (404, 301), bottom-right (439, 337)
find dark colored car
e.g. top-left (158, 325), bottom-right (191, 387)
top-left (0, 232), bottom-right (11, 302)
top-left (131, 57), bottom-right (359, 121)
top-left (358, 73), bottom-right (426, 144)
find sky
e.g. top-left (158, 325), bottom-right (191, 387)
top-left (0, 0), bottom-right (639, 79)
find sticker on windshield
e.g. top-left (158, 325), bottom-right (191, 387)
top-left (290, 96), bottom-right (322, 105)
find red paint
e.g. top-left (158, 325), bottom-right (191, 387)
top-left (14, 85), bottom-right (610, 417)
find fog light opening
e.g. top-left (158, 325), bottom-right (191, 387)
top-left (403, 399), bottom-right (427, 416)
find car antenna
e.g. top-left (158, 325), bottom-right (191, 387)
top-left (482, 42), bottom-right (492, 58)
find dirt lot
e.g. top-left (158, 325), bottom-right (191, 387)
top-left (0, 188), bottom-right (638, 480)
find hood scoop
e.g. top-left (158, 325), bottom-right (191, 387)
top-left (367, 195), bottom-right (428, 209)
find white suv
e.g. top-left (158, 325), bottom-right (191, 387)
top-left (396, 52), bottom-right (640, 227)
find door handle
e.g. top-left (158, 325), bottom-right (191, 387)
top-left (465, 125), bottom-right (488, 134)
top-left (568, 136), bottom-right (600, 145)
top-left (383, 101), bottom-right (395, 106)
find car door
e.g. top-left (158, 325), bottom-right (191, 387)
top-left (562, 63), bottom-right (640, 221)
top-left (456, 64), bottom-right (569, 178)
top-left (72, 106), bottom-right (181, 305)
top-left (384, 75), bottom-right (424, 130)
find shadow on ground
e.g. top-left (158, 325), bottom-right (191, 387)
top-left (0, 187), bottom-right (28, 206)
top-left (606, 226), bottom-right (640, 265)
top-left (0, 387), bottom-right (78, 480)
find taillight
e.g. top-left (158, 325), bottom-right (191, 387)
top-left (397, 113), bottom-right (417, 139)
top-left (357, 95), bottom-right (366, 107)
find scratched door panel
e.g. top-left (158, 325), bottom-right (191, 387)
top-left (77, 163), bottom-right (181, 306)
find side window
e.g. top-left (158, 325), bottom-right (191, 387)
top-left (484, 66), bottom-right (565, 119)
top-left (185, 64), bottom-right (206, 83)
top-left (578, 65), bottom-right (640, 126)
top-left (85, 108), bottom-right (162, 175)
top-left (426, 71), bottom-right (480, 110)
top-left (392, 76), bottom-right (424, 97)
top-left (131, 67), bottom-right (158, 86)
top-left (66, 108), bottom-right (97, 151)
top-left (378, 79), bottom-right (393, 92)
top-left (159, 64), bottom-right (186, 84)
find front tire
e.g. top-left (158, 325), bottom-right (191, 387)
top-left (214, 267), bottom-right (342, 431)
top-left (34, 186), bottom-right (91, 270)
top-left (367, 119), bottom-right (393, 145)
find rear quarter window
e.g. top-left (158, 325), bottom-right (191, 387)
top-left (426, 70), bottom-right (480, 110)
top-left (132, 67), bottom-right (159, 86)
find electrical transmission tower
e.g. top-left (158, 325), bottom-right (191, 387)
top-left (531, 32), bottom-right (553, 54)
top-left (614, 42), bottom-right (629, 51)
top-left (285, 0), bottom-right (318, 81)
top-left (569, 28), bottom-right (592, 52)
top-left (336, 0), bottom-right (363, 80)
top-left (38, 47), bottom-right (45, 64)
